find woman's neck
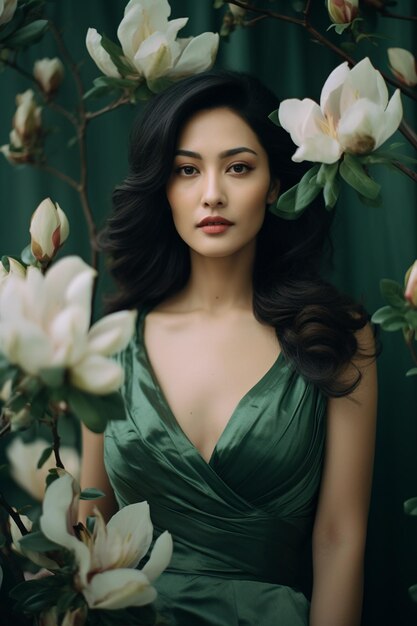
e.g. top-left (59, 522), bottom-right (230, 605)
top-left (180, 244), bottom-right (256, 314)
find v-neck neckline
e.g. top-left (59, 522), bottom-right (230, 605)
top-left (137, 309), bottom-right (285, 467)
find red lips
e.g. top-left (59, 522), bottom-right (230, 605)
top-left (197, 216), bottom-right (234, 227)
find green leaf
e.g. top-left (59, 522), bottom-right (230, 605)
top-left (83, 83), bottom-right (113, 100)
top-left (271, 165), bottom-right (321, 219)
top-left (213, 0), bottom-right (225, 7)
top-left (404, 497), bottom-right (417, 515)
top-left (339, 154), bottom-right (381, 199)
top-left (5, 19), bottom-right (48, 48)
top-left (79, 488), bottom-right (105, 501)
top-left (21, 243), bottom-right (36, 265)
top-left (380, 279), bottom-right (406, 308)
top-left (38, 367), bottom-right (65, 388)
top-left (409, 584), bottom-right (417, 603)
top-left (18, 531), bottom-right (61, 553)
top-left (268, 109), bottom-right (280, 127)
top-left (37, 446), bottom-right (53, 469)
top-left (100, 34), bottom-right (135, 77)
top-left (67, 388), bottom-right (126, 433)
top-left (371, 306), bottom-right (407, 331)
top-left (323, 177), bottom-right (340, 209)
top-left (406, 368), bottom-right (417, 377)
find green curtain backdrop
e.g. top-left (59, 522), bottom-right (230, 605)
top-left (0, 2), bottom-right (416, 625)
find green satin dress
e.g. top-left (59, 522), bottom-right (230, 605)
top-left (104, 311), bottom-right (327, 626)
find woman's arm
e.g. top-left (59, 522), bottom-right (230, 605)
top-left (309, 324), bottom-right (378, 626)
top-left (78, 424), bottom-right (118, 522)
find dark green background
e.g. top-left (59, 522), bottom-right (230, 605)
top-left (0, 1), bottom-right (416, 624)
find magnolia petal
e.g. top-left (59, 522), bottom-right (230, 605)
top-left (118, 0), bottom-right (173, 60)
top-left (9, 320), bottom-right (52, 373)
top-left (374, 88), bottom-right (403, 149)
top-left (388, 47), bottom-right (417, 87)
top-left (87, 310), bottom-right (137, 357)
top-left (0, 0), bottom-right (17, 26)
top-left (405, 260), bottom-right (417, 305)
top-left (292, 134), bottom-right (342, 164)
top-left (106, 501), bottom-right (153, 568)
top-left (86, 28), bottom-right (121, 78)
top-left (278, 99), bottom-right (323, 146)
top-left (142, 531), bottom-right (173, 582)
top-left (49, 306), bottom-right (88, 366)
top-left (82, 569), bottom-right (157, 610)
top-left (56, 203), bottom-right (70, 244)
top-left (29, 198), bottom-right (60, 260)
top-left (348, 57), bottom-right (388, 108)
top-left (117, 3), bottom-right (148, 62)
top-left (40, 473), bottom-right (91, 585)
top-left (320, 61), bottom-right (350, 119)
top-left (134, 31), bottom-right (175, 80)
top-left (43, 256), bottom-right (95, 321)
top-left (83, 568), bottom-right (156, 610)
top-left (167, 32), bottom-right (219, 78)
top-left (70, 354), bottom-right (124, 394)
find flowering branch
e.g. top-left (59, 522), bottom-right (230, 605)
top-left (226, 0), bottom-right (417, 107)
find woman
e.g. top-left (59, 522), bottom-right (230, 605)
top-left (82, 71), bottom-right (377, 626)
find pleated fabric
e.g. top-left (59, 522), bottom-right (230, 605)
top-left (104, 311), bottom-right (327, 625)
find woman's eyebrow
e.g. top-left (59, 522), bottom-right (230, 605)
top-left (174, 146), bottom-right (258, 159)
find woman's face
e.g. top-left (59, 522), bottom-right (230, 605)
top-left (166, 107), bottom-right (278, 259)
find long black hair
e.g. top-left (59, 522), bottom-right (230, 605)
top-left (99, 70), bottom-right (372, 397)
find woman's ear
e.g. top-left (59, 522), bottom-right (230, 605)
top-left (266, 179), bottom-right (280, 205)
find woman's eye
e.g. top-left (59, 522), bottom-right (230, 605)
top-left (177, 165), bottom-right (198, 176)
top-left (229, 163), bottom-right (250, 174)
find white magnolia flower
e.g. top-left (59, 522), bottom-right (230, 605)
top-left (29, 197), bottom-right (70, 263)
top-left (40, 473), bottom-right (173, 610)
top-left (34, 58), bottom-right (65, 94)
top-left (6, 437), bottom-right (80, 501)
top-left (86, 0), bottom-right (219, 85)
top-left (0, 0), bottom-right (17, 26)
top-left (0, 255), bottom-right (137, 394)
top-left (278, 57), bottom-right (403, 164)
top-left (388, 48), bottom-right (417, 87)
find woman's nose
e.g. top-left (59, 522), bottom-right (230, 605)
top-left (201, 173), bottom-right (227, 208)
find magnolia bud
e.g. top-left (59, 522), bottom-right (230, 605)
top-left (34, 58), bottom-right (65, 94)
top-left (387, 48), bottom-right (417, 88)
top-left (327, 0), bottom-right (358, 24)
top-left (228, 3), bottom-right (247, 19)
top-left (13, 89), bottom-right (42, 145)
top-left (30, 198), bottom-right (70, 263)
top-left (10, 406), bottom-right (33, 431)
top-left (405, 260), bottom-right (417, 307)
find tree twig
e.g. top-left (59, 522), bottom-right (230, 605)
top-left (0, 493), bottom-right (29, 536)
top-left (86, 94), bottom-right (131, 121)
top-left (33, 162), bottom-right (80, 191)
top-left (49, 23), bottom-right (98, 269)
top-left (392, 160), bottom-right (417, 184)
top-left (50, 413), bottom-right (65, 470)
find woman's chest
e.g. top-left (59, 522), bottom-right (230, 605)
top-left (143, 314), bottom-right (280, 462)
